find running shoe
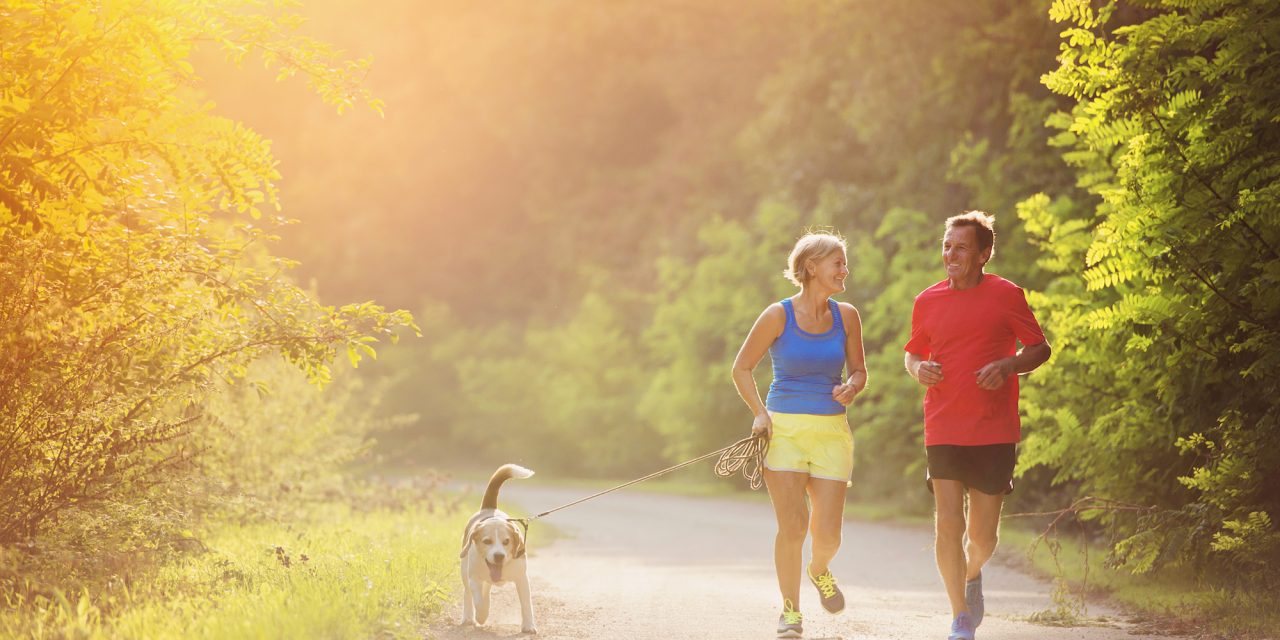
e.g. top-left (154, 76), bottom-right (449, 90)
top-left (948, 612), bottom-right (976, 640)
top-left (777, 599), bottom-right (803, 638)
top-left (807, 563), bottom-right (845, 613)
top-left (965, 572), bottom-right (984, 627)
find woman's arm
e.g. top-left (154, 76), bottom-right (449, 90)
top-left (731, 304), bottom-right (785, 436)
top-left (833, 303), bottom-right (867, 405)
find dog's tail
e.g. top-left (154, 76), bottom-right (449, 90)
top-left (481, 464), bottom-right (535, 510)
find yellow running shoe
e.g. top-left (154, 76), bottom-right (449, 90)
top-left (807, 563), bottom-right (846, 613)
top-left (776, 599), bottom-right (803, 638)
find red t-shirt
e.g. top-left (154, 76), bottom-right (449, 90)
top-left (904, 274), bottom-right (1046, 446)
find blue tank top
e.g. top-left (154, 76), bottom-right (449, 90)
top-left (766, 298), bottom-right (847, 415)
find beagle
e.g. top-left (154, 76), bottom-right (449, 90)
top-left (459, 463), bottom-right (536, 634)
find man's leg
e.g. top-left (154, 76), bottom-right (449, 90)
top-left (966, 489), bottom-right (1004, 581)
top-left (932, 478), bottom-right (969, 617)
top-left (765, 468), bottom-right (811, 607)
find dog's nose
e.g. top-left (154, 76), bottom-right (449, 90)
top-left (493, 552), bottom-right (505, 563)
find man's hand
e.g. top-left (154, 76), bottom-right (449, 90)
top-left (832, 382), bottom-right (859, 406)
top-left (975, 358), bottom-right (1014, 390)
top-left (913, 360), bottom-right (944, 387)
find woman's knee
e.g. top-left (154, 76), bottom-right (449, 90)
top-left (810, 527), bottom-right (842, 553)
top-left (777, 509), bottom-right (808, 540)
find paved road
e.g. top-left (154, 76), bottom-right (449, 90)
top-left (431, 483), bottom-right (1182, 640)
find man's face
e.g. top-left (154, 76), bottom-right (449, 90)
top-left (942, 226), bottom-right (990, 282)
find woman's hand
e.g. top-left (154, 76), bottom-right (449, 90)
top-left (750, 413), bottom-right (773, 440)
top-left (832, 382), bottom-right (860, 406)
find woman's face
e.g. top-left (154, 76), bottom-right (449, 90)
top-left (808, 251), bottom-right (848, 293)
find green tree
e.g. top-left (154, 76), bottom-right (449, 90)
top-left (196, 356), bottom-right (390, 514)
top-left (639, 202), bottom-right (805, 463)
top-left (0, 0), bottom-right (414, 543)
top-left (1018, 0), bottom-right (1280, 582)
top-left (440, 288), bottom-right (659, 476)
top-left (738, 0), bottom-right (1078, 507)
top-left (843, 207), bottom-right (941, 506)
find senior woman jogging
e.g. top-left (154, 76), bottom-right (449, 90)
top-left (731, 231), bottom-right (868, 638)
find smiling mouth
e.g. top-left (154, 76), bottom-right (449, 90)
top-left (486, 560), bottom-right (503, 581)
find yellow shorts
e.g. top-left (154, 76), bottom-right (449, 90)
top-left (764, 411), bottom-right (854, 482)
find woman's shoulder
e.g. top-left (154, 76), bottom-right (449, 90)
top-left (750, 302), bottom-right (788, 338)
top-left (832, 300), bottom-right (861, 335)
top-left (747, 300), bottom-right (788, 325)
top-left (834, 300), bottom-right (861, 317)
top-left (758, 301), bottom-right (787, 322)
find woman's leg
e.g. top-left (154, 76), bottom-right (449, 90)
top-left (764, 468), bottom-right (810, 606)
top-left (805, 477), bottom-right (848, 575)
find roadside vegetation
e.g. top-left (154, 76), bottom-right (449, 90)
top-left (1, 3), bottom-right (429, 636)
top-left (1, 496), bottom-right (465, 640)
top-left (3, 0), bottom-right (1276, 638)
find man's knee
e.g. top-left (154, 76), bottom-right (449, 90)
top-left (935, 510), bottom-right (967, 543)
top-left (967, 492), bottom-right (1005, 552)
top-left (969, 527), bottom-right (999, 552)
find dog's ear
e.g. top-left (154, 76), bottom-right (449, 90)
top-left (460, 526), bottom-right (480, 558)
top-left (508, 521), bottom-right (527, 558)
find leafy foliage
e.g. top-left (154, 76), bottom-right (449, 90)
top-left (362, 3), bottom-right (1100, 530)
top-left (638, 203), bottom-right (804, 463)
top-left (0, 0), bottom-right (415, 543)
top-left (444, 289), bottom-right (662, 476)
top-left (1019, 0), bottom-right (1280, 584)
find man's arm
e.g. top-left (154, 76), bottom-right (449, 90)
top-left (974, 341), bottom-right (1051, 390)
top-left (905, 351), bottom-right (943, 387)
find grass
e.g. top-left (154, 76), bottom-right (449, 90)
top-left (0, 502), bottom-right (469, 640)
top-left (1000, 522), bottom-right (1280, 638)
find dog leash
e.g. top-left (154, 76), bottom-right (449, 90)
top-left (509, 435), bottom-right (768, 534)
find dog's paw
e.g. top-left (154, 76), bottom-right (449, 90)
top-left (520, 626), bottom-right (538, 635)
top-left (459, 618), bottom-right (477, 627)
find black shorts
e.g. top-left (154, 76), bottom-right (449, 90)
top-left (925, 444), bottom-right (1017, 496)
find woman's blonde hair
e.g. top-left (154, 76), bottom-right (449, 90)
top-left (784, 231), bottom-right (847, 287)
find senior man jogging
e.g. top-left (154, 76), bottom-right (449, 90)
top-left (904, 211), bottom-right (1051, 640)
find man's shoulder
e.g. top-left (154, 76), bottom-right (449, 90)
top-left (982, 274), bottom-right (1032, 301)
top-left (983, 273), bottom-right (1022, 290)
top-left (914, 279), bottom-right (950, 302)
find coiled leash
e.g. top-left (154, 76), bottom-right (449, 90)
top-left (509, 434), bottom-right (768, 536)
